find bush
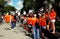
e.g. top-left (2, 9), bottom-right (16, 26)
top-left (56, 21), bottom-right (60, 32)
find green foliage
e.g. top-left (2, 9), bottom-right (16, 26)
top-left (23, 0), bottom-right (34, 12)
top-left (0, 0), bottom-right (16, 14)
top-left (20, 8), bottom-right (24, 14)
top-left (0, 0), bottom-right (6, 5)
top-left (2, 5), bottom-right (16, 13)
top-left (23, 0), bottom-right (45, 12)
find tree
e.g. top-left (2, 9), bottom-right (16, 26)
top-left (35, 0), bottom-right (45, 13)
top-left (23, 0), bottom-right (35, 12)
top-left (2, 5), bottom-right (16, 13)
top-left (0, 0), bottom-right (6, 6)
top-left (0, 0), bottom-right (7, 12)
top-left (20, 7), bottom-right (24, 14)
top-left (23, 0), bottom-right (45, 13)
top-left (0, 0), bottom-right (16, 14)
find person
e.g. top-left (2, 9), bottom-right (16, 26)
top-left (11, 13), bottom-right (17, 29)
top-left (22, 15), bottom-right (28, 33)
top-left (26, 13), bottom-right (33, 35)
top-left (39, 13), bottom-right (46, 38)
top-left (49, 9), bottom-right (56, 33)
top-left (20, 15), bottom-right (24, 24)
top-left (4, 13), bottom-right (10, 23)
top-left (45, 12), bottom-right (50, 31)
top-left (32, 14), bottom-right (39, 39)
top-left (2, 15), bottom-right (5, 23)
top-left (3, 14), bottom-right (6, 23)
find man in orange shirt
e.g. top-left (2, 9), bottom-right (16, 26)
top-left (32, 14), bottom-right (40, 39)
top-left (49, 9), bottom-right (56, 33)
top-left (39, 13), bottom-right (46, 38)
top-left (11, 13), bottom-right (17, 29)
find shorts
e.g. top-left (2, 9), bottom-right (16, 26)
top-left (51, 20), bottom-right (55, 22)
top-left (41, 26), bottom-right (46, 29)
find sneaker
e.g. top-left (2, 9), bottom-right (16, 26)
top-left (9, 28), bottom-right (12, 30)
top-left (11, 29), bottom-right (15, 31)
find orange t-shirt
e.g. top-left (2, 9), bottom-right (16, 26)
top-left (39, 17), bottom-right (46, 26)
top-left (5, 15), bottom-right (10, 23)
top-left (32, 17), bottom-right (37, 26)
top-left (45, 13), bottom-right (49, 19)
top-left (27, 17), bottom-right (32, 25)
top-left (11, 15), bottom-right (14, 20)
top-left (49, 10), bottom-right (56, 20)
top-left (39, 17), bottom-right (43, 26)
top-left (11, 15), bottom-right (16, 22)
top-left (8, 15), bottom-right (10, 22)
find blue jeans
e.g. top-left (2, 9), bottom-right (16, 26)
top-left (11, 21), bottom-right (16, 29)
top-left (32, 26), bottom-right (40, 39)
top-left (41, 26), bottom-right (46, 29)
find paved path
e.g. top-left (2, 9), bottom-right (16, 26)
top-left (0, 23), bottom-right (32, 39)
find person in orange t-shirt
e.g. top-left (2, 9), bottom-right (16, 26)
top-left (11, 13), bottom-right (17, 29)
top-left (26, 15), bottom-right (33, 35)
top-left (39, 14), bottom-right (46, 28)
top-left (39, 13), bottom-right (46, 38)
top-left (27, 16), bottom-right (32, 31)
top-left (32, 17), bottom-right (37, 26)
top-left (32, 14), bottom-right (40, 39)
top-left (27, 17), bottom-right (32, 25)
top-left (49, 9), bottom-right (56, 33)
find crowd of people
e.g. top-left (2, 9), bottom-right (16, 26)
top-left (2, 7), bottom-right (56, 39)
top-left (20, 8), bottom-right (56, 39)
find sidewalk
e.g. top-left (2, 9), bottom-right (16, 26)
top-left (0, 23), bottom-right (32, 39)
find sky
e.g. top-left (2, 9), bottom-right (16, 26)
top-left (8, 0), bottom-right (23, 10)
